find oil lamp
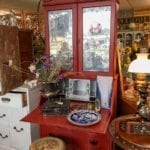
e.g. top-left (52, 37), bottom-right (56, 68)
top-left (128, 53), bottom-right (150, 121)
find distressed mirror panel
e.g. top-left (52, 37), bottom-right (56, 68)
top-left (83, 6), bottom-right (111, 72)
top-left (48, 9), bottom-right (73, 70)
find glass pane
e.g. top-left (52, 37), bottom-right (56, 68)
top-left (83, 6), bottom-right (111, 72)
top-left (48, 9), bottom-right (73, 70)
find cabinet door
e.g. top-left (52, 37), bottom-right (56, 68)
top-left (0, 26), bottom-right (22, 95)
top-left (44, 1), bottom-right (117, 77)
top-left (78, 2), bottom-right (116, 76)
top-left (46, 4), bottom-right (77, 72)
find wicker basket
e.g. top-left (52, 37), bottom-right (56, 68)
top-left (30, 137), bottom-right (66, 150)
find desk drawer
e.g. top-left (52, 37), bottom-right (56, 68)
top-left (88, 133), bottom-right (108, 150)
top-left (41, 125), bottom-right (72, 141)
top-left (0, 125), bottom-right (10, 146)
top-left (40, 125), bottom-right (73, 149)
top-left (0, 107), bottom-right (10, 125)
top-left (0, 92), bottom-right (27, 108)
top-left (10, 122), bottom-right (28, 149)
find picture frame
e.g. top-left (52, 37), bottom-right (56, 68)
top-left (68, 79), bottom-right (90, 101)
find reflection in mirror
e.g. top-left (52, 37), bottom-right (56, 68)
top-left (68, 79), bottom-right (90, 101)
top-left (48, 9), bottom-right (73, 70)
top-left (83, 6), bottom-right (111, 72)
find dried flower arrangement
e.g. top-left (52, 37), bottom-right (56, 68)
top-left (28, 52), bottom-right (68, 85)
top-left (5, 51), bottom-right (74, 89)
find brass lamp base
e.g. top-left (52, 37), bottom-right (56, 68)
top-left (134, 73), bottom-right (148, 91)
top-left (133, 73), bottom-right (150, 121)
top-left (136, 88), bottom-right (150, 121)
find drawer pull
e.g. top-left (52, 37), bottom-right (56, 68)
top-left (13, 126), bottom-right (24, 132)
top-left (0, 133), bottom-right (8, 139)
top-left (0, 114), bottom-right (6, 118)
top-left (90, 140), bottom-right (98, 145)
top-left (1, 98), bottom-right (11, 103)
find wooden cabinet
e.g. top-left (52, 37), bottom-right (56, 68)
top-left (0, 26), bottom-right (34, 95)
top-left (0, 85), bottom-right (41, 150)
top-left (43, 0), bottom-right (118, 78)
top-left (18, 29), bottom-right (33, 81)
top-left (21, 1), bottom-right (118, 150)
top-left (0, 26), bottom-right (22, 95)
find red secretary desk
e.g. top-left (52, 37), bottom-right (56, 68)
top-left (22, 0), bottom-right (118, 149)
top-left (22, 76), bottom-right (118, 150)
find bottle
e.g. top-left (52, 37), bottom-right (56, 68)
top-left (95, 98), bottom-right (101, 112)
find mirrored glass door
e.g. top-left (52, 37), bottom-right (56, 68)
top-left (83, 6), bottom-right (111, 72)
top-left (48, 9), bottom-right (73, 70)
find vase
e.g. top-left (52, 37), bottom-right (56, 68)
top-left (41, 82), bottom-right (59, 98)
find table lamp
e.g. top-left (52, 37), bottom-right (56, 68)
top-left (128, 53), bottom-right (150, 121)
top-left (128, 53), bottom-right (150, 89)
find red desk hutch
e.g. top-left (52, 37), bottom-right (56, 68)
top-left (22, 0), bottom-right (118, 149)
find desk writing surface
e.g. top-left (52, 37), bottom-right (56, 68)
top-left (22, 106), bottom-right (111, 134)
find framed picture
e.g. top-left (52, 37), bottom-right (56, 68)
top-left (68, 79), bottom-right (90, 101)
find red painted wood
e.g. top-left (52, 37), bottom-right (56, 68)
top-left (22, 108), bottom-right (110, 134)
top-left (78, 0), bottom-right (118, 77)
top-left (42, 0), bottom-right (115, 6)
top-left (22, 108), bottom-right (111, 149)
top-left (43, 4), bottom-right (78, 72)
top-left (110, 75), bottom-right (118, 118)
top-left (43, 0), bottom-right (118, 79)
top-left (22, 1), bottom-right (118, 149)
top-left (22, 75), bottom-right (118, 150)
top-left (43, 0), bottom-right (77, 6)
top-left (22, 77), bottom-right (117, 150)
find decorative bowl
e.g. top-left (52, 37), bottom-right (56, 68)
top-left (67, 109), bottom-right (101, 126)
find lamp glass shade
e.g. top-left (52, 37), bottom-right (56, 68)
top-left (128, 53), bottom-right (150, 74)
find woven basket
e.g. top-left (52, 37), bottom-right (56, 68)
top-left (30, 137), bottom-right (66, 150)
